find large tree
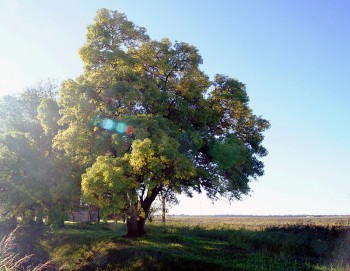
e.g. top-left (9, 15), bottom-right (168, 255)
top-left (55, 9), bottom-right (270, 236)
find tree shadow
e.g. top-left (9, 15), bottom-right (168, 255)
top-left (10, 221), bottom-right (349, 271)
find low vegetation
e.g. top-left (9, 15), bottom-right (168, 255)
top-left (3, 216), bottom-right (349, 271)
top-left (0, 228), bottom-right (51, 271)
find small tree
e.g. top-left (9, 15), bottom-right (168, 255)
top-left (159, 187), bottom-right (179, 223)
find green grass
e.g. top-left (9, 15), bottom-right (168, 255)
top-left (30, 217), bottom-right (350, 270)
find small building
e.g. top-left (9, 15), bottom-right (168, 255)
top-left (67, 209), bottom-right (99, 222)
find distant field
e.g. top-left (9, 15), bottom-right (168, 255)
top-left (157, 215), bottom-right (350, 229)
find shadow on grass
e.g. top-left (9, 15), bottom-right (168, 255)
top-left (77, 247), bottom-right (227, 271)
top-left (14, 221), bottom-right (350, 271)
top-left (140, 222), bottom-right (349, 270)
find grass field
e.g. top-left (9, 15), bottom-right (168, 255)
top-left (163, 215), bottom-right (350, 230)
top-left (5, 216), bottom-right (350, 270)
top-left (31, 216), bottom-right (350, 270)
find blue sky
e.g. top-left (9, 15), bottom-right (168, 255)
top-left (1, 0), bottom-right (349, 215)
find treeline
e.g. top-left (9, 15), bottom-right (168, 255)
top-left (0, 80), bottom-right (81, 228)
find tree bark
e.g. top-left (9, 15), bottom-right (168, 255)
top-left (125, 186), bottom-right (163, 237)
top-left (137, 217), bottom-right (147, 235)
top-left (126, 205), bottom-right (148, 237)
top-left (97, 208), bottom-right (100, 224)
top-left (125, 203), bottom-right (139, 237)
top-left (36, 208), bottom-right (44, 225)
top-left (161, 192), bottom-right (166, 223)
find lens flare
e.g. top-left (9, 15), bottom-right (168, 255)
top-left (93, 116), bottom-right (134, 136)
top-left (116, 122), bottom-right (127, 134)
top-left (126, 125), bottom-right (134, 136)
top-left (102, 119), bottom-right (116, 130)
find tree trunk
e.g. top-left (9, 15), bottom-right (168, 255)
top-left (35, 208), bottom-right (44, 225)
top-left (161, 192), bottom-right (166, 223)
top-left (47, 205), bottom-right (65, 228)
top-left (125, 204), bottom-right (151, 237)
top-left (125, 203), bottom-right (139, 237)
top-left (70, 211), bottom-right (75, 222)
top-left (125, 186), bottom-right (163, 237)
top-left (137, 217), bottom-right (147, 235)
top-left (88, 208), bottom-right (93, 222)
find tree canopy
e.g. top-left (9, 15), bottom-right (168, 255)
top-left (54, 9), bottom-right (270, 236)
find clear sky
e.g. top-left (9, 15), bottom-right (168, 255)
top-left (1, 0), bottom-right (349, 215)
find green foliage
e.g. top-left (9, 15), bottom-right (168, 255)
top-left (54, 9), bottom-right (270, 236)
top-left (82, 154), bottom-right (135, 216)
top-left (37, 98), bottom-right (60, 137)
top-left (0, 80), bottom-right (57, 136)
top-left (79, 9), bottom-right (149, 74)
top-left (210, 139), bottom-right (241, 170)
top-left (0, 132), bottom-right (47, 217)
top-left (0, 82), bottom-right (80, 226)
